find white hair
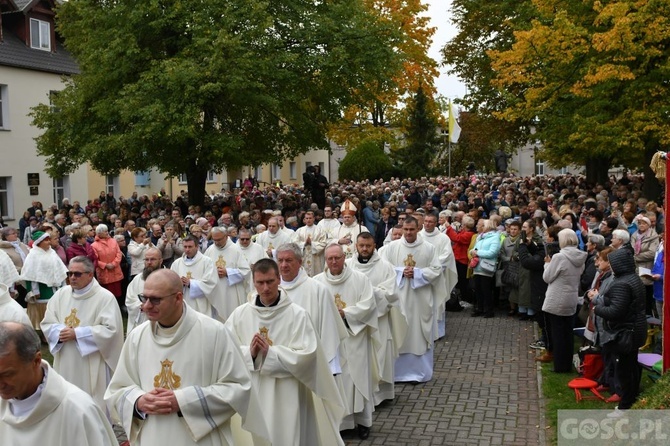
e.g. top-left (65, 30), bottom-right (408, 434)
top-left (96, 224), bottom-right (109, 234)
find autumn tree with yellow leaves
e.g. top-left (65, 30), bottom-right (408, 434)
top-left (489, 0), bottom-right (670, 196)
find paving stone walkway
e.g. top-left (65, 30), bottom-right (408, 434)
top-left (343, 309), bottom-right (546, 446)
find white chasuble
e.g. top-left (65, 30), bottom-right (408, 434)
top-left (225, 297), bottom-right (345, 446)
top-left (292, 225), bottom-right (328, 276)
top-left (0, 283), bottom-right (30, 325)
top-left (380, 237), bottom-right (442, 355)
top-left (170, 252), bottom-right (219, 319)
top-left (204, 239), bottom-right (251, 321)
top-left (334, 222), bottom-right (369, 259)
top-left (317, 218), bottom-right (342, 240)
top-left (0, 361), bottom-right (117, 445)
top-left (314, 267), bottom-right (379, 421)
top-left (40, 279), bottom-right (124, 412)
top-left (280, 269), bottom-right (348, 369)
top-left (347, 252), bottom-right (408, 404)
top-left (105, 304), bottom-right (269, 446)
top-left (125, 274), bottom-right (147, 335)
top-left (255, 230), bottom-right (291, 259)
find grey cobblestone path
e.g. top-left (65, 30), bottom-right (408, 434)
top-left (343, 310), bottom-right (546, 446)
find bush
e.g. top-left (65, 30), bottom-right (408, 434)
top-left (338, 139), bottom-right (394, 181)
top-left (633, 371), bottom-right (670, 409)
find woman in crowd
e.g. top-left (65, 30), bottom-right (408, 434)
top-left (500, 220), bottom-right (522, 316)
top-left (586, 247), bottom-right (618, 401)
top-left (470, 219), bottom-right (501, 318)
top-left (0, 227), bottom-right (30, 307)
top-left (127, 227), bottom-right (153, 280)
top-left (446, 215), bottom-right (477, 304)
top-left (156, 221), bottom-right (183, 268)
top-left (518, 220), bottom-right (548, 349)
top-left (514, 219), bottom-right (542, 320)
top-left (541, 229), bottom-right (587, 372)
top-left (630, 215), bottom-right (659, 317)
top-left (591, 248), bottom-right (647, 412)
top-left (66, 228), bottom-right (97, 264)
top-left (91, 224), bottom-right (124, 309)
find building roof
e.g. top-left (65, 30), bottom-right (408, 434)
top-left (0, 26), bottom-right (79, 75)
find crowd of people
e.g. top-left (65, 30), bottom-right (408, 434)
top-left (0, 170), bottom-right (663, 443)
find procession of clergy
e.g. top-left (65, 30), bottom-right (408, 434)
top-left (0, 199), bottom-right (458, 445)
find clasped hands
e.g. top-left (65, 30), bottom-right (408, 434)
top-left (137, 388), bottom-right (180, 416)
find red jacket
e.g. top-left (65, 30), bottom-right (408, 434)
top-left (446, 226), bottom-right (476, 265)
top-left (91, 236), bottom-right (123, 284)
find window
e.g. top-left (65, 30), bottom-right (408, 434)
top-left (289, 162), bottom-right (297, 179)
top-left (30, 19), bottom-right (51, 51)
top-left (319, 162), bottom-right (325, 174)
top-left (534, 150), bottom-right (545, 176)
top-left (178, 174), bottom-right (187, 184)
top-left (271, 164), bottom-right (281, 180)
top-left (254, 166), bottom-right (262, 181)
top-left (135, 171), bottom-right (151, 187)
top-left (207, 171), bottom-right (217, 183)
top-left (305, 161), bottom-right (312, 170)
top-left (0, 177), bottom-right (12, 219)
top-left (106, 175), bottom-right (119, 196)
top-left (559, 167), bottom-right (568, 175)
top-left (52, 177), bottom-right (69, 207)
top-left (0, 84), bottom-right (8, 129)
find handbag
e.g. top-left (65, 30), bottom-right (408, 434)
top-left (501, 261), bottom-right (520, 287)
top-left (479, 258), bottom-right (497, 274)
top-left (610, 327), bottom-right (635, 354)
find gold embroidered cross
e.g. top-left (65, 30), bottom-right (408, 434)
top-left (259, 326), bottom-right (273, 346)
top-left (154, 359), bottom-right (182, 389)
top-left (64, 308), bottom-right (80, 328)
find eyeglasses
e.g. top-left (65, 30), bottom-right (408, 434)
top-left (137, 292), bottom-right (178, 306)
top-left (66, 271), bottom-right (90, 278)
top-left (238, 238), bottom-right (250, 241)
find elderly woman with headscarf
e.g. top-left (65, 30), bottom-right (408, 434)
top-left (630, 215), bottom-right (659, 317)
top-left (91, 224), bottom-right (124, 309)
top-left (19, 231), bottom-right (68, 331)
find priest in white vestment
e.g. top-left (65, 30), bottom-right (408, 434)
top-left (204, 227), bottom-right (251, 321)
top-left (105, 269), bottom-right (269, 446)
top-left (334, 200), bottom-right (369, 259)
top-left (276, 243), bottom-right (348, 375)
top-left (170, 235), bottom-right (219, 319)
top-left (420, 214), bottom-right (458, 340)
top-left (316, 205), bottom-right (342, 240)
top-left (255, 218), bottom-right (291, 259)
top-left (125, 247), bottom-right (163, 335)
top-left (0, 283), bottom-right (30, 325)
top-left (314, 244), bottom-right (379, 440)
top-left (291, 211), bottom-right (328, 276)
top-left (236, 229), bottom-right (268, 293)
top-left (380, 217), bottom-right (442, 383)
top-left (347, 232), bottom-right (407, 405)
top-left (0, 322), bottom-right (118, 445)
top-left (0, 248), bottom-right (19, 290)
top-left (40, 256), bottom-right (124, 412)
top-left (225, 259), bottom-right (345, 446)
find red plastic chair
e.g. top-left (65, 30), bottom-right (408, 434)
top-left (568, 377), bottom-right (606, 403)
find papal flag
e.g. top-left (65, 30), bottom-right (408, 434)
top-left (448, 99), bottom-right (461, 144)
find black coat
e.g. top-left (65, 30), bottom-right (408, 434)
top-left (594, 248), bottom-right (647, 348)
top-left (580, 251), bottom-right (598, 295)
top-left (517, 239), bottom-right (547, 312)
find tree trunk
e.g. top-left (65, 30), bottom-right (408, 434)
top-left (186, 159), bottom-right (208, 208)
top-left (584, 155), bottom-right (611, 185)
top-left (643, 141), bottom-right (663, 201)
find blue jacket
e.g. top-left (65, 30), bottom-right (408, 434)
top-left (652, 245), bottom-right (664, 301)
top-left (472, 231), bottom-right (501, 277)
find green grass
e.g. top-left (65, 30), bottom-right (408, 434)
top-left (539, 338), bottom-right (654, 445)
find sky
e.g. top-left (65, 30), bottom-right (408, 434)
top-left (423, 0), bottom-right (466, 101)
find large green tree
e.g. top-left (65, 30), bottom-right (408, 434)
top-left (488, 0), bottom-right (670, 195)
top-left (338, 139), bottom-right (394, 181)
top-left (31, 0), bottom-right (402, 205)
top-left (394, 84), bottom-right (441, 178)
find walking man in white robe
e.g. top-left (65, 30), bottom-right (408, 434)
top-left (225, 259), bottom-right (345, 445)
top-left (40, 256), bottom-right (124, 412)
top-left (292, 211), bottom-right (328, 276)
top-left (204, 227), bottom-right (251, 321)
top-left (170, 235), bottom-right (219, 319)
top-left (125, 247), bottom-right (162, 334)
top-left (317, 205), bottom-right (342, 240)
top-left (380, 216), bottom-right (442, 383)
top-left (255, 217), bottom-right (291, 259)
top-left (347, 232), bottom-right (407, 405)
top-left (314, 244), bottom-right (378, 439)
top-left (105, 269), bottom-right (269, 446)
top-left (276, 243), bottom-right (347, 375)
top-left (420, 214), bottom-right (458, 340)
top-left (0, 322), bottom-right (117, 445)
